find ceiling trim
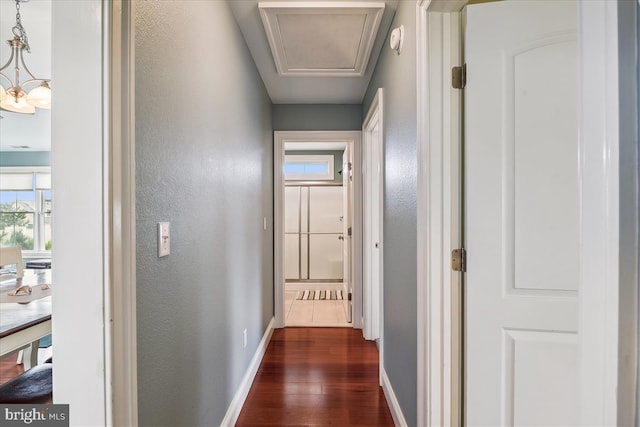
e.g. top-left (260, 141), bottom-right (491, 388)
top-left (258, 1), bottom-right (385, 77)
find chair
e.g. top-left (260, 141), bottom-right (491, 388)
top-left (0, 245), bottom-right (24, 284)
top-left (0, 359), bottom-right (52, 403)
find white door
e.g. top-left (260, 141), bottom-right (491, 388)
top-left (363, 113), bottom-right (382, 341)
top-left (284, 186), bottom-right (301, 280)
top-left (308, 186), bottom-right (343, 280)
top-left (342, 146), bottom-right (353, 320)
top-left (465, 1), bottom-right (579, 425)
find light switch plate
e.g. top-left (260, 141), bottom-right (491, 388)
top-left (158, 222), bottom-right (170, 257)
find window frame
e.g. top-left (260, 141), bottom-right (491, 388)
top-left (0, 166), bottom-right (52, 258)
top-left (284, 154), bottom-right (335, 181)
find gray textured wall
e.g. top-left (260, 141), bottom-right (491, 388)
top-left (362, 2), bottom-right (417, 425)
top-left (273, 104), bottom-right (362, 130)
top-left (135, 2), bottom-right (273, 425)
top-left (617, 1), bottom-right (639, 425)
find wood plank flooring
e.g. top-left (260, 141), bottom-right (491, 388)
top-left (0, 351), bottom-right (23, 386)
top-left (235, 327), bottom-right (395, 427)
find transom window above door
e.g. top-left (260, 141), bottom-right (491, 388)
top-left (284, 155), bottom-right (334, 180)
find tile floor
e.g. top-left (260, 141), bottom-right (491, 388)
top-left (284, 282), bottom-right (351, 327)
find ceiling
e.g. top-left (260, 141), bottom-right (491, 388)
top-left (229, 0), bottom-right (398, 104)
top-left (0, 0), bottom-right (397, 152)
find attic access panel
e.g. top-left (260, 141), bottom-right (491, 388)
top-left (258, 2), bottom-right (385, 77)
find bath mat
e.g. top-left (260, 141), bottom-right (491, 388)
top-left (296, 290), bottom-right (344, 300)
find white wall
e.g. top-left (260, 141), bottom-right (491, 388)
top-left (51, 0), bottom-right (107, 424)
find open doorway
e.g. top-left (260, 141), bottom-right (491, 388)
top-left (0, 0), bottom-right (53, 403)
top-left (274, 131), bottom-right (362, 329)
top-left (283, 148), bottom-right (350, 326)
top-left (362, 89), bottom-right (383, 343)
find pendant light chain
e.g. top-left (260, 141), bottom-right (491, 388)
top-left (0, 0), bottom-right (51, 113)
top-left (12, 0), bottom-right (30, 53)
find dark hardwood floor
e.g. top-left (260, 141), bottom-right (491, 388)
top-left (235, 327), bottom-right (395, 427)
top-left (0, 351), bottom-right (24, 386)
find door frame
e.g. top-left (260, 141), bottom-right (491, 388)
top-left (52, 1), bottom-right (110, 424)
top-left (52, 1), bottom-right (138, 424)
top-left (362, 88), bottom-right (384, 345)
top-left (416, 0), bottom-right (637, 425)
top-left (416, 2), bottom-right (464, 425)
top-left (108, 1), bottom-right (139, 425)
top-left (273, 131), bottom-right (362, 329)
top-left (51, 0), bottom-right (138, 426)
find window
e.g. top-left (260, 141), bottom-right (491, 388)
top-left (0, 168), bottom-right (52, 255)
top-left (284, 155), bottom-right (334, 181)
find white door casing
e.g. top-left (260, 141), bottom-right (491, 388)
top-left (52, 0), bottom-right (113, 424)
top-left (416, 2), bottom-right (465, 425)
top-left (342, 145), bottom-right (354, 319)
top-left (109, 1), bottom-right (139, 424)
top-left (464, 2), bottom-right (579, 425)
top-left (274, 131), bottom-right (362, 329)
top-left (362, 89), bottom-right (384, 343)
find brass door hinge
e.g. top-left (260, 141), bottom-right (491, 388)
top-left (451, 248), bottom-right (467, 272)
top-left (452, 64), bottom-right (467, 89)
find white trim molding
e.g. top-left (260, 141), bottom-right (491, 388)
top-left (221, 317), bottom-right (275, 427)
top-left (108, 0), bottom-right (138, 425)
top-left (578, 1), bottom-right (636, 425)
top-left (52, 0), bottom-right (108, 424)
top-left (381, 366), bottom-right (408, 427)
top-left (362, 88), bottom-right (384, 345)
top-left (273, 131), bottom-right (362, 329)
top-left (416, 1), bottom-right (465, 426)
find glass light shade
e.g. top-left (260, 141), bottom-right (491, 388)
top-left (0, 85), bottom-right (5, 102)
top-left (26, 83), bottom-right (51, 109)
top-left (0, 88), bottom-right (36, 114)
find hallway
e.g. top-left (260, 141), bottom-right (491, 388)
top-left (235, 328), bottom-right (394, 426)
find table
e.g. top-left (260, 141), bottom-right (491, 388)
top-left (0, 271), bottom-right (52, 369)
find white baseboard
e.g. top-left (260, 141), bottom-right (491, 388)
top-left (381, 366), bottom-right (408, 427)
top-left (220, 317), bottom-right (275, 427)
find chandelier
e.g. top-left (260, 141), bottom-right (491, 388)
top-left (0, 0), bottom-right (51, 114)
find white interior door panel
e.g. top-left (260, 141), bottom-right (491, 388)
top-left (309, 186), bottom-right (343, 233)
top-left (309, 234), bottom-right (343, 280)
top-left (284, 185), bottom-right (344, 280)
top-left (465, 1), bottom-right (579, 425)
top-left (284, 234), bottom-right (299, 280)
